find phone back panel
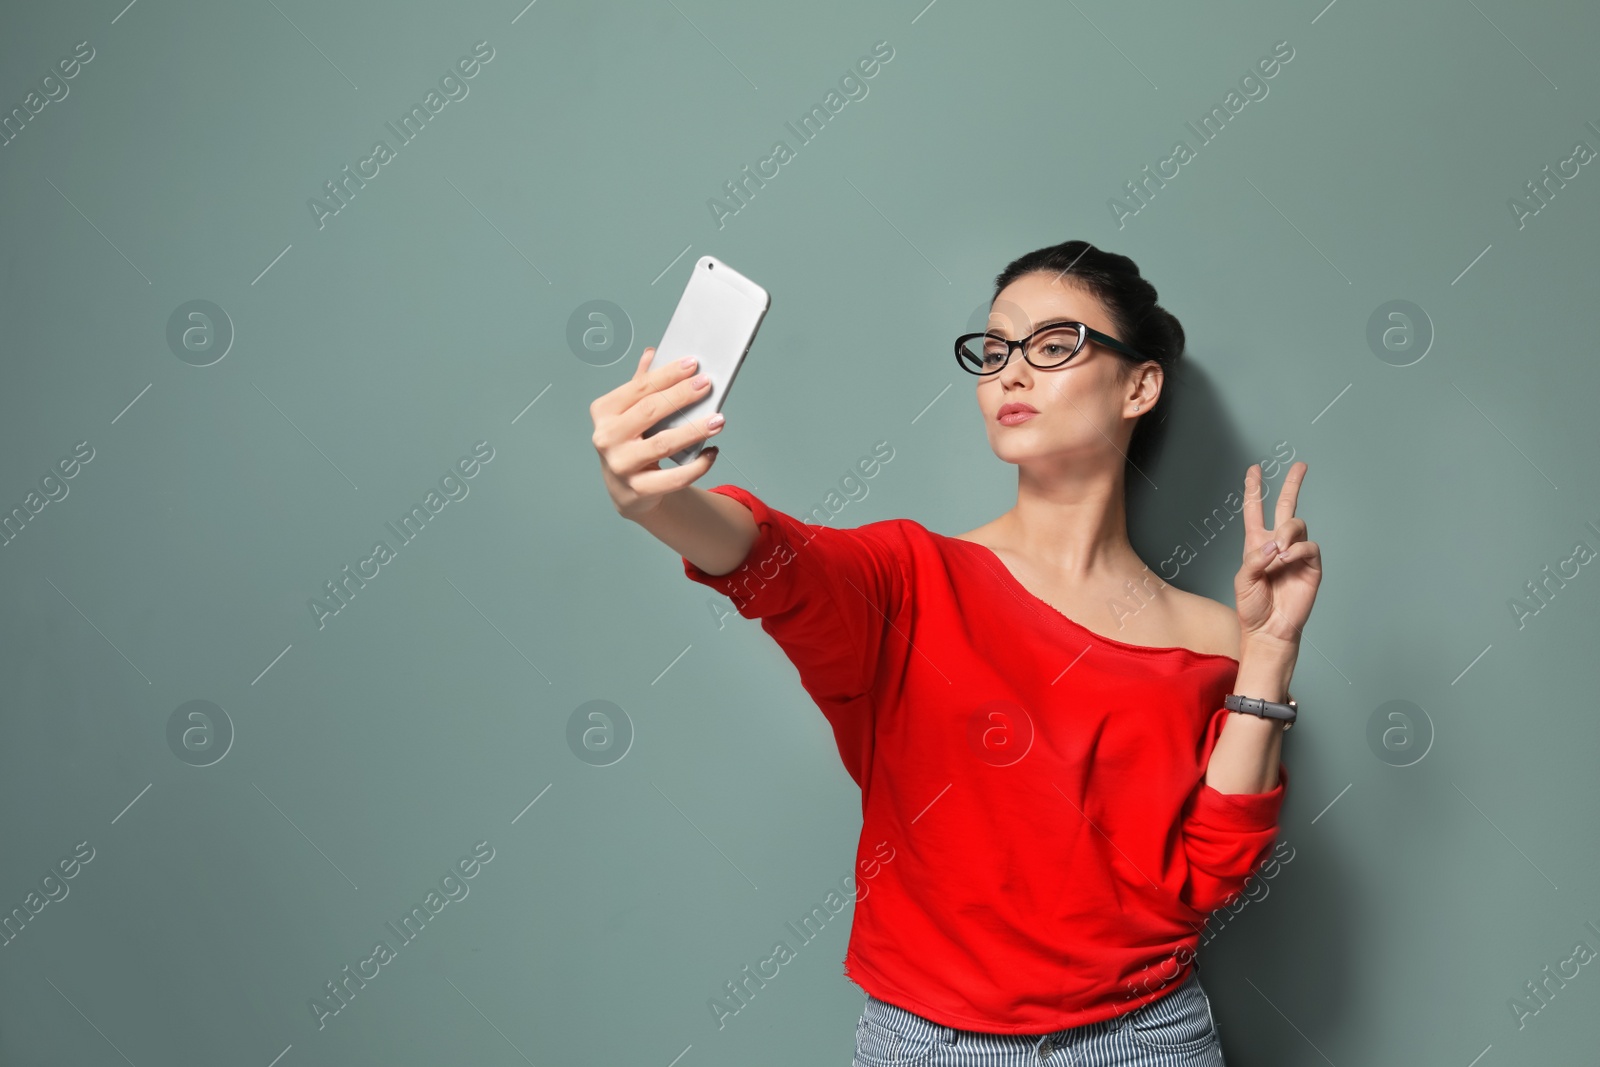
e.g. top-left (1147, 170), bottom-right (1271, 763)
top-left (645, 256), bottom-right (769, 465)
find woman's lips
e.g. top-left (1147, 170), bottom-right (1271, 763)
top-left (998, 409), bottom-right (1038, 426)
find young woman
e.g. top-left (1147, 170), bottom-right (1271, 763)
top-left (591, 240), bottom-right (1322, 1066)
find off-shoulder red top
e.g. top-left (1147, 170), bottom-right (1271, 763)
top-left (681, 484), bottom-right (1286, 1033)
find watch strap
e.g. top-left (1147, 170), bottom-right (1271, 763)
top-left (1225, 693), bottom-right (1298, 728)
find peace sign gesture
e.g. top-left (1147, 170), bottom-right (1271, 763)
top-left (1234, 461), bottom-right (1322, 652)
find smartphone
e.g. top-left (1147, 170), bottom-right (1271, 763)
top-left (643, 255), bottom-right (770, 466)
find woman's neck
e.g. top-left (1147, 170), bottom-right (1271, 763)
top-left (991, 466), bottom-right (1145, 583)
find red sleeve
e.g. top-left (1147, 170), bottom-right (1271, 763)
top-left (1177, 705), bottom-right (1289, 916)
top-left (681, 484), bottom-right (910, 704)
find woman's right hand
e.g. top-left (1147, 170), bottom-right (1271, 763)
top-left (591, 346), bottom-right (726, 521)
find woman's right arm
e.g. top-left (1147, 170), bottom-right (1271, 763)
top-left (593, 344), bottom-right (912, 705)
top-left (590, 345), bottom-right (757, 575)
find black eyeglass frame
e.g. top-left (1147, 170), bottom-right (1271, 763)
top-left (954, 320), bottom-right (1151, 376)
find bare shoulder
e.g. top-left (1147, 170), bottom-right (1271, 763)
top-left (952, 521), bottom-right (997, 545)
top-left (1173, 588), bottom-right (1242, 661)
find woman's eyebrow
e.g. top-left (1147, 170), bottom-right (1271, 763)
top-left (990, 319), bottom-right (1076, 336)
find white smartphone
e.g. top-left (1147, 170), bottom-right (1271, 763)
top-left (644, 255), bottom-right (771, 466)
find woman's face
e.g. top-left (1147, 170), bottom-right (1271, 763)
top-left (975, 271), bottom-right (1158, 470)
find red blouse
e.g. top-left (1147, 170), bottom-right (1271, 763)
top-left (681, 484), bottom-right (1287, 1033)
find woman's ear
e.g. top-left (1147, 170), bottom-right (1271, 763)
top-left (1128, 361), bottom-right (1163, 413)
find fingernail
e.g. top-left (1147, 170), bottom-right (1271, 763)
top-left (690, 373), bottom-right (710, 388)
top-left (707, 412), bottom-right (725, 429)
top-left (679, 356), bottom-right (697, 368)
top-left (1262, 541), bottom-right (1279, 558)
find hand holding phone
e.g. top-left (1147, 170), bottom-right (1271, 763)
top-left (591, 345), bottom-right (727, 521)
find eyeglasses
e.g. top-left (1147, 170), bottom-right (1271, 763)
top-left (954, 320), bottom-right (1149, 376)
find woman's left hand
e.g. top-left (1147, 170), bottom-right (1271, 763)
top-left (1234, 461), bottom-right (1322, 654)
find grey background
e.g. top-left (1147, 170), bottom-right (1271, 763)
top-left (2, 0), bottom-right (1598, 1064)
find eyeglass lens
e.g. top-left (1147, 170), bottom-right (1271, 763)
top-left (961, 325), bottom-right (1083, 373)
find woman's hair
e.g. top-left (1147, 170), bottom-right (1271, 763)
top-left (990, 240), bottom-right (1184, 475)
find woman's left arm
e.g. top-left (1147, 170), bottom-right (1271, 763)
top-left (1206, 461), bottom-right (1322, 796)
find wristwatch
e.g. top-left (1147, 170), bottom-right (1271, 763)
top-left (1224, 693), bottom-right (1297, 730)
